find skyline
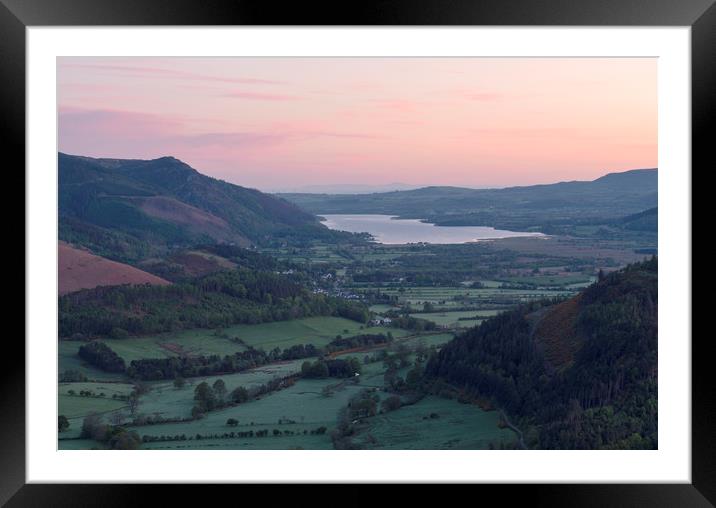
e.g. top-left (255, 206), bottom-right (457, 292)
top-left (58, 57), bottom-right (657, 191)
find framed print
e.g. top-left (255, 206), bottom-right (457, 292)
top-left (5, 0), bottom-right (713, 504)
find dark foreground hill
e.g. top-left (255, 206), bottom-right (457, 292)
top-left (425, 257), bottom-right (658, 449)
top-left (59, 153), bottom-right (341, 263)
top-left (281, 168), bottom-right (657, 234)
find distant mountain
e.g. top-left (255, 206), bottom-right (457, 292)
top-left (270, 182), bottom-right (423, 194)
top-left (279, 168), bottom-right (657, 233)
top-left (617, 206), bottom-right (657, 232)
top-left (58, 153), bottom-right (338, 262)
top-left (425, 257), bottom-right (658, 449)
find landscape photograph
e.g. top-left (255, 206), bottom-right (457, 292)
top-left (56, 57), bottom-right (657, 451)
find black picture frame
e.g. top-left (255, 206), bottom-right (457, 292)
top-left (5, 0), bottom-right (712, 505)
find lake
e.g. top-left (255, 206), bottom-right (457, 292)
top-left (320, 214), bottom-right (544, 244)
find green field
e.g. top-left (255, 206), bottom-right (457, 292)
top-left (140, 434), bottom-right (333, 450)
top-left (223, 316), bottom-right (408, 350)
top-left (90, 316), bottom-right (406, 364)
top-left (97, 330), bottom-right (247, 363)
top-left (380, 286), bottom-right (572, 301)
top-left (409, 310), bottom-right (500, 327)
top-left (354, 396), bottom-right (516, 449)
top-left (59, 382), bottom-right (135, 399)
top-left (369, 287), bottom-right (575, 314)
top-left (139, 359), bottom-right (312, 420)
top-left (497, 274), bottom-right (593, 286)
top-left (400, 333), bottom-right (455, 349)
top-left (58, 393), bottom-right (128, 420)
top-left (369, 304), bottom-right (399, 313)
top-left (59, 341), bottom-right (128, 382)
top-left (127, 376), bottom-right (367, 449)
top-left (57, 286), bottom-right (522, 451)
top-left (58, 326), bottom-right (510, 450)
top-left (58, 382), bottom-right (135, 438)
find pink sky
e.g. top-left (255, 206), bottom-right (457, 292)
top-left (58, 57), bottom-right (656, 191)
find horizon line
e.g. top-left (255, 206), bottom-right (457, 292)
top-left (58, 151), bottom-right (657, 195)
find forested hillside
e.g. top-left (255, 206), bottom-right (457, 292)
top-left (59, 153), bottom-right (349, 263)
top-left (59, 268), bottom-right (369, 339)
top-left (425, 257), bottom-right (658, 449)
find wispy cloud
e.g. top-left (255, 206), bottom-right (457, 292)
top-left (174, 132), bottom-right (289, 147)
top-left (224, 91), bottom-right (302, 101)
top-left (467, 127), bottom-right (575, 137)
top-left (59, 109), bottom-right (287, 152)
top-left (309, 131), bottom-right (384, 140)
top-left (58, 108), bottom-right (384, 159)
top-left (61, 63), bottom-right (286, 85)
top-left (370, 99), bottom-right (422, 112)
top-left (56, 56), bottom-right (656, 188)
top-left (464, 92), bottom-right (502, 101)
top-left (59, 108), bottom-right (182, 138)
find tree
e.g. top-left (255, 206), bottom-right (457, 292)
top-left (110, 327), bottom-right (129, 339)
top-left (350, 397), bottom-right (377, 419)
top-left (127, 393), bottom-right (140, 417)
top-left (301, 359), bottom-right (330, 379)
top-left (81, 413), bottom-right (108, 441)
top-left (58, 415), bottom-right (70, 432)
top-left (301, 361), bottom-right (312, 376)
top-left (59, 370), bottom-right (87, 382)
top-left (78, 341), bottom-right (126, 373)
top-left (395, 343), bottom-right (410, 368)
top-left (384, 367), bottom-right (398, 388)
top-left (381, 395), bottom-right (402, 412)
top-left (109, 411), bottom-right (125, 426)
top-left (406, 364), bottom-right (423, 387)
top-left (348, 357), bottom-right (362, 376)
top-left (212, 379), bottom-right (227, 404)
top-left (231, 386), bottom-right (249, 403)
top-left (133, 382), bottom-right (151, 396)
top-left (108, 429), bottom-right (141, 450)
top-left (414, 342), bottom-right (428, 362)
top-left (194, 382), bottom-right (216, 411)
top-left (173, 376), bottom-right (186, 389)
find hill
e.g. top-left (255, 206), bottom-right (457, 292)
top-left (136, 244), bottom-right (288, 282)
top-left (280, 169), bottom-right (657, 234)
top-left (618, 206), bottom-right (658, 232)
top-left (425, 257), bottom-right (658, 449)
top-left (58, 266), bottom-right (368, 340)
top-left (58, 242), bottom-right (170, 295)
top-left (59, 153), bottom-right (343, 263)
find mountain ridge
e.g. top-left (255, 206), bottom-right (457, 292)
top-left (278, 168), bottom-right (657, 197)
top-left (58, 153), bottom-right (339, 263)
top-left (279, 168), bottom-right (657, 234)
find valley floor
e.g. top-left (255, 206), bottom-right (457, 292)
top-left (59, 325), bottom-right (515, 450)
